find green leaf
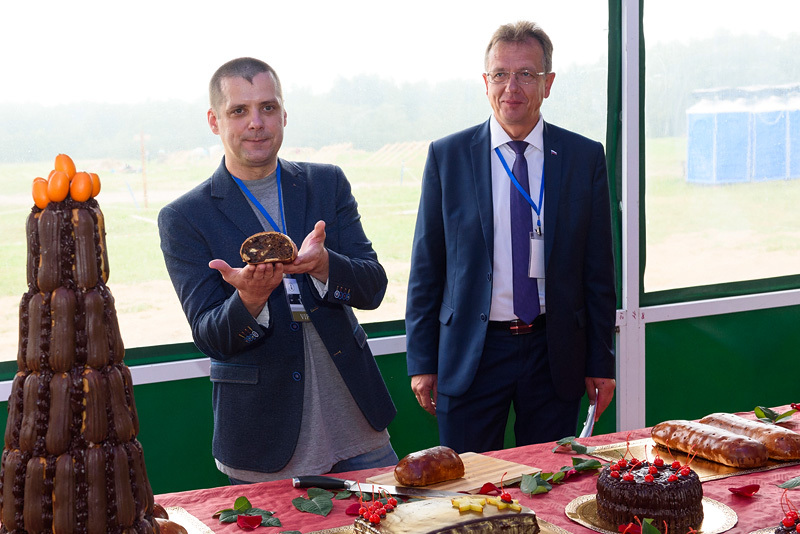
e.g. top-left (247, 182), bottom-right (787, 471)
top-left (234, 496), bottom-right (252, 511)
top-left (218, 509), bottom-right (240, 523)
top-left (307, 488), bottom-right (335, 500)
top-left (778, 476), bottom-right (800, 489)
top-left (572, 458), bottom-right (603, 471)
top-left (213, 507), bottom-right (233, 517)
top-left (549, 471), bottom-right (566, 484)
top-left (640, 518), bottom-right (661, 534)
top-left (552, 436), bottom-right (596, 455)
top-left (335, 490), bottom-right (353, 499)
top-left (280, 531), bottom-right (302, 534)
top-left (520, 473), bottom-right (553, 495)
top-left (292, 494), bottom-right (334, 516)
top-left (261, 516), bottom-right (282, 527)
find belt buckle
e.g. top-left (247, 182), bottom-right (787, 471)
top-left (509, 320), bottom-right (533, 335)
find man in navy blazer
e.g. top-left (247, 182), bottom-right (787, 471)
top-left (159, 58), bottom-right (396, 482)
top-left (406, 22), bottom-right (616, 453)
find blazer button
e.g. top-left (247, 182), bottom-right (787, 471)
top-left (292, 371), bottom-right (302, 381)
top-left (290, 322), bottom-right (300, 331)
top-left (487, 273), bottom-right (492, 282)
top-left (480, 313), bottom-right (487, 322)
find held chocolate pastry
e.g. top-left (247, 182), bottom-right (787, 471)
top-left (595, 457), bottom-right (703, 534)
top-left (394, 446), bottom-right (465, 487)
top-left (0, 160), bottom-right (158, 533)
top-left (353, 496), bottom-right (540, 534)
top-left (240, 231), bottom-right (298, 264)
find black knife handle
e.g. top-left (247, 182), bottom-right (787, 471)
top-left (292, 475), bottom-right (348, 490)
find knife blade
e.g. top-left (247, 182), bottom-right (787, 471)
top-left (579, 395), bottom-right (598, 438)
top-left (292, 475), bottom-right (467, 499)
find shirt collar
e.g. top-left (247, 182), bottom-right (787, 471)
top-left (489, 114), bottom-right (544, 153)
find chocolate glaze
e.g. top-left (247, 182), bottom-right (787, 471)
top-left (1, 199), bottom-right (155, 534)
top-left (595, 461), bottom-right (703, 533)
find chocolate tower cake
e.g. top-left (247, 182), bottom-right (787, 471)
top-left (0, 163), bottom-right (158, 533)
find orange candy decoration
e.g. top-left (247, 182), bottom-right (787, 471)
top-left (70, 172), bottom-right (93, 202)
top-left (31, 154), bottom-right (102, 207)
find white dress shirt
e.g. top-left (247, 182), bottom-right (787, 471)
top-left (488, 114), bottom-right (546, 321)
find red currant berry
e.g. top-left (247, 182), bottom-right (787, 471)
top-left (610, 464), bottom-right (620, 471)
top-left (645, 474), bottom-right (654, 483)
top-left (653, 458), bottom-right (664, 467)
top-left (378, 508), bottom-right (387, 517)
top-left (623, 473), bottom-right (634, 482)
top-left (668, 474), bottom-right (678, 482)
top-left (784, 517), bottom-right (795, 528)
top-left (618, 459), bottom-right (628, 467)
top-left (384, 504), bottom-right (394, 512)
top-left (630, 458), bottom-right (639, 465)
top-left (671, 461), bottom-right (681, 469)
top-left (789, 511), bottom-right (799, 520)
top-left (370, 514), bottom-right (381, 524)
top-left (501, 492), bottom-right (513, 503)
top-left (680, 467), bottom-right (690, 476)
top-left (388, 497), bottom-right (398, 507)
top-left (795, 524), bottom-right (800, 533)
top-left (648, 466), bottom-right (658, 474)
top-left (610, 470), bottom-right (621, 478)
top-left (359, 507), bottom-right (368, 516)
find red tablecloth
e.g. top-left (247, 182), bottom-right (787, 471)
top-left (156, 407), bottom-right (800, 533)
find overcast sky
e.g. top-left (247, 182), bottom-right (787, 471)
top-left (2, 1), bottom-right (797, 106)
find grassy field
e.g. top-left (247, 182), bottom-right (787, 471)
top-left (0, 144), bottom-right (428, 360)
top-left (2, 138), bottom-right (799, 360)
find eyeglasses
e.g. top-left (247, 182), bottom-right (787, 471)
top-left (485, 70), bottom-right (547, 85)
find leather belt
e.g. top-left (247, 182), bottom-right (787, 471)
top-left (488, 314), bottom-right (546, 335)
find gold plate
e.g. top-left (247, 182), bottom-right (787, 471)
top-left (565, 494), bottom-right (737, 534)
top-left (309, 517), bottom-right (572, 534)
top-left (164, 506), bottom-right (214, 534)
top-left (591, 438), bottom-right (800, 482)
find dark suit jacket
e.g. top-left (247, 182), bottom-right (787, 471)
top-left (405, 119), bottom-right (616, 401)
top-left (158, 158), bottom-right (396, 472)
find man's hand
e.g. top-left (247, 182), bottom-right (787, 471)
top-left (284, 220), bottom-right (329, 282)
top-left (585, 377), bottom-right (616, 421)
top-left (411, 374), bottom-right (438, 416)
top-left (209, 259), bottom-right (284, 317)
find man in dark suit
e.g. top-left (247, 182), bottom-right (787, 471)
top-left (406, 21), bottom-right (616, 453)
top-left (159, 57), bottom-right (396, 482)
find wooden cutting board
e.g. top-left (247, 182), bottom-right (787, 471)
top-left (366, 452), bottom-right (540, 494)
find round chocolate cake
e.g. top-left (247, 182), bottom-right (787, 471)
top-left (595, 458), bottom-right (703, 533)
top-left (0, 178), bottom-right (158, 533)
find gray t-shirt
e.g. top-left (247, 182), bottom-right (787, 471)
top-left (216, 171), bottom-right (389, 482)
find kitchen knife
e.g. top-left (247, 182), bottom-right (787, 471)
top-left (579, 396), bottom-right (597, 438)
top-left (292, 475), bottom-right (468, 499)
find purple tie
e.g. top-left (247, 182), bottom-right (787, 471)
top-left (508, 140), bottom-right (541, 324)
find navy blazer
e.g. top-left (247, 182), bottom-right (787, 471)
top-left (159, 158), bottom-right (396, 472)
top-left (406, 120), bottom-right (616, 401)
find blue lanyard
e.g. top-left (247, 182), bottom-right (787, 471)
top-left (231, 164), bottom-right (286, 234)
top-left (494, 146), bottom-right (545, 232)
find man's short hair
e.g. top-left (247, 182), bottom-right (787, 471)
top-left (484, 21), bottom-right (553, 74)
top-left (209, 57), bottom-right (283, 110)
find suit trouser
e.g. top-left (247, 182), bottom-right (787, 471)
top-left (436, 324), bottom-right (582, 453)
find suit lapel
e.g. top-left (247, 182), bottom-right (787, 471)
top-left (211, 158), bottom-right (263, 238)
top-left (471, 121), bottom-right (494, 260)
top-left (542, 122), bottom-right (562, 271)
top-left (276, 159), bottom-right (308, 245)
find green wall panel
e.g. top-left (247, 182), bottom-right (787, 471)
top-left (644, 304), bottom-right (800, 426)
